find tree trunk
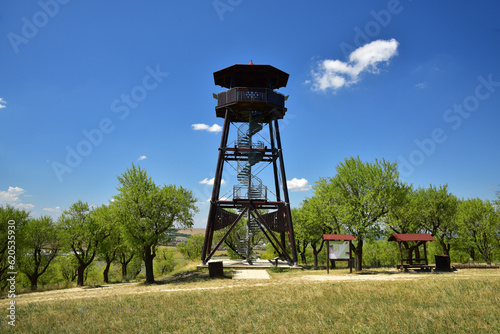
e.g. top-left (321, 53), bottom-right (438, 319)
top-left (311, 243), bottom-right (319, 268)
top-left (415, 246), bottom-right (421, 264)
top-left (406, 248), bottom-right (413, 265)
top-left (77, 264), bottom-right (86, 286)
top-left (119, 252), bottom-right (134, 281)
top-left (297, 240), bottom-right (307, 265)
top-left (354, 237), bottom-right (363, 271)
top-left (29, 275), bottom-right (38, 291)
top-left (469, 249), bottom-right (475, 261)
top-left (482, 251), bottom-right (491, 265)
top-left (299, 251), bottom-right (307, 265)
top-left (479, 241), bottom-right (491, 265)
top-left (144, 247), bottom-right (155, 284)
top-left (440, 240), bottom-right (450, 256)
top-left (121, 263), bottom-right (128, 280)
top-left (103, 262), bottom-right (112, 283)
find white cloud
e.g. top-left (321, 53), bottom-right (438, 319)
top-left (0, 186), bottom-right (26, 203)
top-left (16, 203), bottom-right (35, 210)
top-left (0, 186), bottom-right (34, 210)
top-left (309, 38), bottom-right (399, 92)
top-left (199, 177), bottom-right (226, 185)
top-left (192, 123), bottom-right (223, 133)
top-left (286, 178), bottom-right (312, 192)
top-left (43, 206), bottom-right (61, 212)
top-left (137, 155), bottom-right (147, 161)
top-left (415, 82), bottom-right (427, 89)
top-left (0, 97), bottom-right (6, 109)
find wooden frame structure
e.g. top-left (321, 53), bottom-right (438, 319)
top-left (201, 64), bottom-right (298, 265)
top-left (388, 233), bottom-right (435, 271)
top-left (323, 234), bottom-right (356, 273)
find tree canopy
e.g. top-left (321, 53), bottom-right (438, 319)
top-left (314, 156), bottom-right (404, 271)
top-left (58, 200), bottom-right (108, 286)
top-left (114, 164), bottom-right (198, 283)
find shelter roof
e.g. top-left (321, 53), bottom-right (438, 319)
top-left (214, 64), bottom-right (289, 89)
top-left (388, 233), bottom-right (436, 242)
top-left (323, 234), bottom-right (356, 241)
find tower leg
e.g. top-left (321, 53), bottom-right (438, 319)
top-left (201, 109), bottom-right (231, 264)
top-left (273, 116), bottom-right (298, 265)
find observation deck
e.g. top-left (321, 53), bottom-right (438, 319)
top-left (213, 64), bottom-right (289, 122)
top-left (215, 87), bottom-right (286, 121)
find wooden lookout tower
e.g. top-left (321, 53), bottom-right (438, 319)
top-left (201, 63), bottom-right (298, 265)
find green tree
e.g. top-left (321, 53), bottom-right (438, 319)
top-left (0, 205), bottom-right (30, 290)
top-left (386, 184), bottom-right (429, 262)
top-left (456, 198), bottom-right (498, 264)
top-left (418, 185), bottom-right (458, 256)
top-left (295, 197), bottom-right (338, 268)
top-left (59, 201), bottom-right (109, 286)
top-left (320, 156), bottom-right (404, 271)
top-left (291, 207), bottom-right (309, 265)
top-left (154, 247), bottom-right (177, 276)
top-left (57, 255), bottom-right (78, 282)
top-left (114, 164), bottom-right (198, 283)
top-left (117, 244), bottom-right (136, 281)
top-left (177, 234), bottom-right (205, 261)
top-left (94, 204), bottom-right (120, 283)
top-left (17, 216), bottom-right (60, 291)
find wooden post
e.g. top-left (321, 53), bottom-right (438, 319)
top-left (326, 240), bottom-right (330, 274)
top-left (423, 242), bottom-right (428, 265)
top-left (349, 241), bottom-right (353, 274)
top-left (398, 241), bottom-right (404, 269)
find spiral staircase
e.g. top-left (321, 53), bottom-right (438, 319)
top-left (232, 119), bottom-right (266, 259)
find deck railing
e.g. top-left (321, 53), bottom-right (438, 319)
top-left (217, 87), bottom-right (285, 108)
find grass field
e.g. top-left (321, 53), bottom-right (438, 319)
top-left (176, 228), bottom-right (205, 236)
top-left (2, 267), bottom-right (499, 333)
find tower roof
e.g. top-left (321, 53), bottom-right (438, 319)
top-left (214, 64), bottom-right (289, 89)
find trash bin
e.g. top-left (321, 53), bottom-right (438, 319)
top-left (435, 255), bottom-right (451, 271)
top-left (208, 261), bottom-right (224, 278)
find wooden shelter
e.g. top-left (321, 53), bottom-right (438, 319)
top-left (388, 233), bottom-right (435, 271)
top-left (323, 234), bottom-right (356, 273)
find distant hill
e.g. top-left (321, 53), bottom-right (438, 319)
top-left (175, 228), bottom-right (205, 236)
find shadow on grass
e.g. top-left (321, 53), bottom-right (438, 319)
top-left (144, 270), bottom-right (234, 285)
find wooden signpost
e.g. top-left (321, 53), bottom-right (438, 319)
top-left (323, 234), bottom-right (356, 274)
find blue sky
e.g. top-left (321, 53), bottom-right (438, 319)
top-left (1, 1), bottom-right (499, 228)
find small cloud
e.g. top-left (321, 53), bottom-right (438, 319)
top-left (199, 177), bottom-right (226, 185)
top-left (0, 186), bottom-right (35, 211)
top-left (309, 38), bottom-right (399, 92)
top-left (43, 206), bottom-right (61, 212)
top-left (137, 155), bottom-right (147, 161)
top-left (0, 186), bottom-right (26, 204)
top-left (415, 82), bottom-right (426, 89)
top-left (286, 178), bottom-right (312, 192)
top-left (0, 97), bottom-right (6, 109)
top-left (192, 123), bottom-right (222, 133)
top-left (16, 203), bottom-right (35, 210)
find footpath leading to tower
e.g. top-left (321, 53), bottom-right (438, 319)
top-left (197, 259), bottom-right (302, 270)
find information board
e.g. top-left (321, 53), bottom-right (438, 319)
top-left (328, 241), bottom-right (350, 260)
